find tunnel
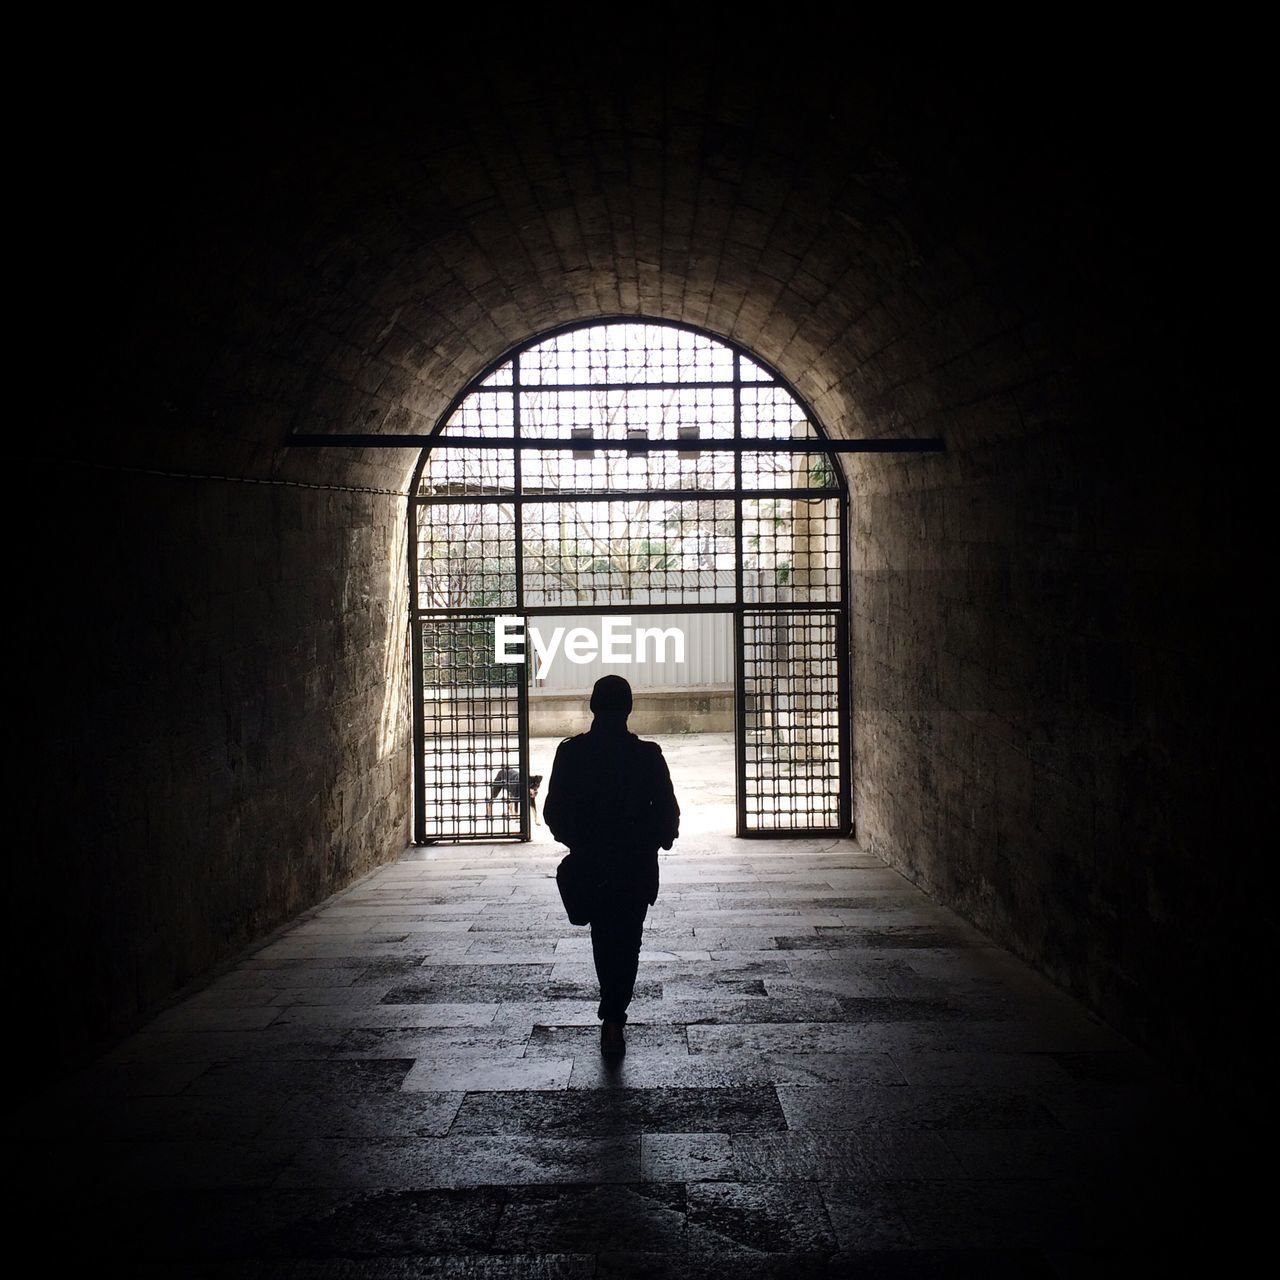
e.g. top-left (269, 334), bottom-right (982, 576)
top-left (20, 27), bottom-right (1258, 1272)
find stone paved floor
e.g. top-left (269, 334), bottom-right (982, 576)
top-left (8, 739), bottom-right (1222, 1275)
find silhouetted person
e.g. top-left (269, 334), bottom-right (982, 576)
top-left (543, 675), bottom-right (680, 1057)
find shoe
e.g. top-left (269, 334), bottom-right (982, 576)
top-left (600, 1021), bottom-right (626, 1057)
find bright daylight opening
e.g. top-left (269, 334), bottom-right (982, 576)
top-left (409, 321), bottom-right (849, 843)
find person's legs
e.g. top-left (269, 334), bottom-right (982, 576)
top-left (590, 896), bottom-right (648, 1026)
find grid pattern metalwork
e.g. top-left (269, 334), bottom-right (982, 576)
top-left (521, 386), bottom-right (736, 493)
top-left (740, 609), bottom-right (844, 833)
top-left (416, 501), bottom-right (516, 610)
top-left (411, 321), bottom-right (850, 842)
top-left (743, 497), bottom-right (842, 603)
top-left (518, 324), bottom-right (736, 384)
top-left (417, 446), bottom-right (515, 498)
top-left (418, 615), bottom-right (526, 841)
top-left (522, 498), bottom-right (737, 608)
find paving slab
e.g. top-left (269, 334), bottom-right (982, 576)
top-left (402, 1055), bottom-right (574, 1092)
top-left (523, 1024), bottom-right (690, 1059)
top-left (685, 1181), bottom-right (837, 1253)
top-left (274, 1135), bottom-right (640, 1190)
top-left (451, 1087), bottom-right (787, 1137)
top-left (493, 1184), bottom-right (688, 1254)
top-left (776, 1084), bottom-right (1060, 1132)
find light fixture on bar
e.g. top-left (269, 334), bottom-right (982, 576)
top-left (571, 426), bottom-right (594, 459)
top-left (678, 422), bottom-right (701, 459)
top-left (626, 426), bottom-right (648, 456)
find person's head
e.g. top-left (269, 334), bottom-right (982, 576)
top-left (589, 674), bottom-right (633, 722)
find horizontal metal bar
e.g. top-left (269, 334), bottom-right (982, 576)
top-left (468, 379), bottom-right (742, 394)
top-left (291, 433), bottom-right (945, 453)
top-left (413, 602), bottom-right (843, 619)
top-left (413, 486), bottom-right (843, 505)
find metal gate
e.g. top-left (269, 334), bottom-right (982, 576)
top-left (739, 608), bottom-right (847, 834)
top-left (409, 320), bottom-right (851, 841)
top-left (414, 613), bottom-right (528, 840)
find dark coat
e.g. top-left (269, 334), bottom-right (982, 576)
top-left (543, 726), bottom-right (680, 906)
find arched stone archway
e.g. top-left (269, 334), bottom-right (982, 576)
top-left (409, 320), bottom-right (851, 841)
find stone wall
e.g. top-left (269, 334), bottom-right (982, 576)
top-left (847, 346), bottom-right (1257, 1082)
top-left (30, 468), bottom-right (412, 1068)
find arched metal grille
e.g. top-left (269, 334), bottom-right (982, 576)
top-left (410, 321), bottom-right (849, 841)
